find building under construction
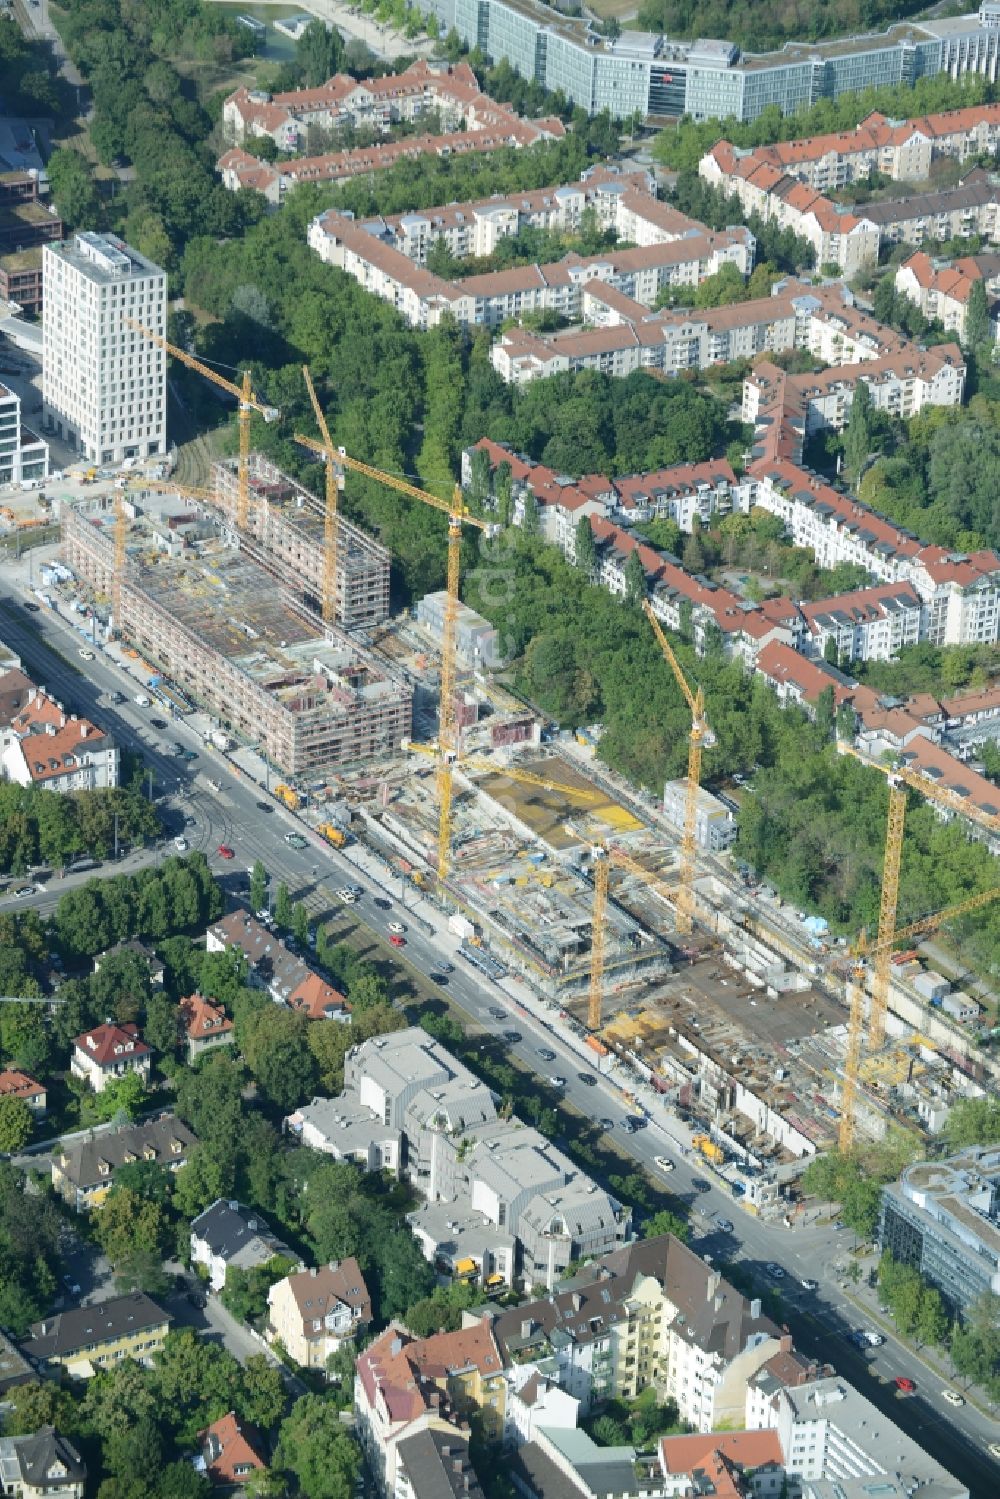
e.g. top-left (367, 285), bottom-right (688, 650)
top-left (63, 496), bottom-right (411, 776)
top-left (211, 454), bottom-right (391, 630)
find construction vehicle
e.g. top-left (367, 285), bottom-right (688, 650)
top-left (81, 468), bottom-right (97, 484)
top-left (273, 783), bottom-right (299, 811)
top-left (642, 599), bottom-right (713, 936)
top-left (295, 419), bottom-right (494, 885)
top-left (128, 320), bottom-right (279, 530)
top-left (317, 822), bottom-right (347, 849)
top-left (693, 1133), bottom-right (725, 1166)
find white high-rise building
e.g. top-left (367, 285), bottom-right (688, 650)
top-left (42, 232), bottom-right (167, 465)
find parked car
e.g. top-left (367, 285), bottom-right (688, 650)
top-left (62, 1275), bottom-right (81, 1296)
top-left (13, 885), bottom-right (35, 898)
top-left (766, 1263), bottom-right (785, 1280)
top-left (800, 1278), bottom-right (818, 1291)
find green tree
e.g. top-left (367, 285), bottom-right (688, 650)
top-left (274, 1394), bottom-right (362, 1499)
top-left (144, 990), bottom-right (181, 1057)
top-left (842, 379), bottom-right (873, 485)
top-left (0, 1094), bottom-right (32, 1154)
top-left (94, 1186), bottom-right (168, 1267)
top-left (574, 515), bottom-right (597, 575)
top-left (92, 1069), bottom-right (147, 1123)
top-left (2, 1379), bottom-right (79, 1436)
top-left (624, 549), bottom-right (647, 607)
top-left (292, 904), bottom-right (310, 947)
top-left (943, 1096), bottom-right (1000, 1148)
top-left (242, 1006), bottom-right (319, 1112)
top-left (274, 883), bottom-right (292, 931)
top-left (238, 1354), bottom-right (289, 1430)
top-left (495, 461), bottom-right (513, 527)
top-left (965, 277), bottom-right (991, 352)
top-left (641, 1209), bottom-right (690, 1244)
top-left (250, 861), bottom-right (268, 916)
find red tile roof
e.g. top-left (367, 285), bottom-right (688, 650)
top-left (179, 993), bottom-right (233, 1043)
top-left (357, 1319), bottom-right (502, 1425)
top-left (287, 972), bottom-right (348, 1021)
top-left (198, 1413), bottom-right (267, 1487)
top-left (73, 1022), bottom-right (151, 1068)
top-left (0, 1068), bottom-right (44, 1101)
top-left (660, 1430), bottom-right (784, 1493)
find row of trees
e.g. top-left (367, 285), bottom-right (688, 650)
top-left (670, 172), bottom-right (816, 274)
top-left (0, 780), bottom-right (160, 876)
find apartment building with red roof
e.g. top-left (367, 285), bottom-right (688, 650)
top-left (0, 687), bottom-right (118, 794)
top-left (0, 1068), bottom-right (46, 1115)
top-left (660, 1430), bottom-right (785, 1499)
top-left (895, 250), bottom-right (1000, 343)
top-left (178, 994), bottom-right (234, 1063)
top-left (196, 1413), bottom-right (267, 1489)
top-left (70, 1023), bottom-right (151, 1095)
top-left (356, 1321), bottom-right (505, 1494)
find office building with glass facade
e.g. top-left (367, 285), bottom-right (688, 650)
top-left (417, 0), bottom-right (1000, 121)
top-left (879, 1146), bottom-right (1000, 1315)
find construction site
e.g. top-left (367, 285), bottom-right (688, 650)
top-left (61, 491), bottom-right (412, 775)
top-left (48, 321), bottom-right (997, 1177)
top-left (210, 455), bottom-right (391, 630)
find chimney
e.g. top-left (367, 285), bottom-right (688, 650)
top-left (780, 1333), bottom-right (793, 1353)
top-left (750, 1297), bottom-right (762, 1320)
top-left (706, 1271), bottom-right (721, 1302)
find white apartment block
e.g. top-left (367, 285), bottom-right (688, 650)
top-left (43, 233), bottom-right (167, 466)
top-left (1, 687), bottom-right (118, 793)
top-left (894, 250), bottom-right (1000, 343)
top-left (759, 1379), bottom-right (968, 1499)
top-left (0, 382), bottom-right (48, 487)
top-left (801, 583), bottom-right (923, 662)
top-left (663, 781), bottom-right (736, 851)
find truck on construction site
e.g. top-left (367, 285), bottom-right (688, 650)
top-left (273, 783), bottom-right (299, 811)
top-left (693, 1133), bottom-right (725, 1167)
top-left (317, 822), bottom-right (348, 849)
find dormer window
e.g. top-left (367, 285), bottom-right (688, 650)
top-left (98, 1159), bottom-right (111, 1175)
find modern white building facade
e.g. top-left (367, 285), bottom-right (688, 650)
top-left (42, 233), bottom-right (167, 466)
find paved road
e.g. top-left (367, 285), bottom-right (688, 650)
top-left (1, 582), bottom-right (997, 1494)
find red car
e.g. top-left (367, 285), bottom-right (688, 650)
top-left (895, 1377), bottom-right (916, 1393)
top-left (389, 934), bottom-right (406, 948)
top-left (216, 845), bottom-right (235, 860)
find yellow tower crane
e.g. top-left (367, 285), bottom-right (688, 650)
top-left (294, 436), bottom-right (494, 882)
top-left (588, 844), bottom-right (680, 1032)
top-left (837, 741), bottom-right (1000, 1051)
top-left (641, 598), bottom-right (712, 936)
top-left (127, 320), bottom-right (279, 530)
top-left (300, 367), bottom-right (339, 624)
top-left (838, 881), bottom-right (1000, 1151)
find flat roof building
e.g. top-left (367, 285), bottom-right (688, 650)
top-left (43, 233), bottom-right (166, 466)
top-left (879, 1146), bottom-right (1000, 1314)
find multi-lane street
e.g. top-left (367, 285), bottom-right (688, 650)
top-left (1, 578), bottom-right (996, 1495)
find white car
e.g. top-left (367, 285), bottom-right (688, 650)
top-left (987, 1442), bottom-right (1000, 1459)
top-left (941, 1389), bottom-right (965, 1407)
top-left (388, 921), bottom-right (406, 934)
top-left (653, 1155), bottom-right (675, 1173)
top-left (173, 836), bottom-right (188, 852)
top-left (78, 647), bottom-right (95, 660)
top-left (337, 889), bottom-right (357, 904)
